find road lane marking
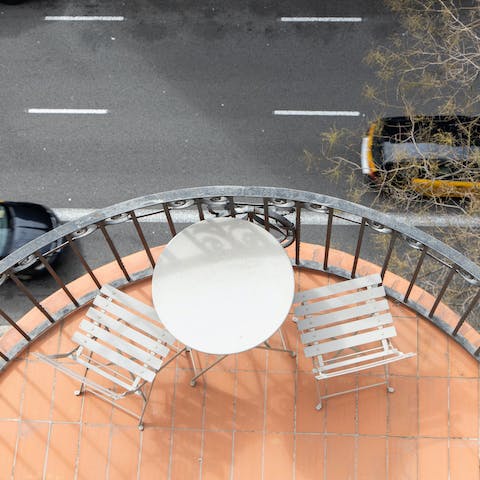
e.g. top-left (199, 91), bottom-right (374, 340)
top-left (274, 110), bottom-right (360, 116)
top-left (280, 17), bottom-right (362, 22)
top-left (52, 208), bottom-right (480, 228)
top-left (44, 16), bottom-right (124, 21)
top-left (27, 108), bottom-right (108, 114)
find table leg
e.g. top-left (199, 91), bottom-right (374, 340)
top-left (190, 354), bottom-right (228, 386)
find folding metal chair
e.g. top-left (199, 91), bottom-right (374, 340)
top-left (294, 273), bottom-right (415, 410)
top-left (36, 284), bottom-right (187, 430)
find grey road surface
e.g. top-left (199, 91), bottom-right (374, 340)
top-left (0, 0), bottom-right (396, 208)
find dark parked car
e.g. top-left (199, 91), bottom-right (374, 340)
top-left (361, 115), bottom-right (480, 197)
top-left (0, 201), bottom-right (63, 278)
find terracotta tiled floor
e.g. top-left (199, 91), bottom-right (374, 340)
top-left (1, 267), bottom-right (479, 479)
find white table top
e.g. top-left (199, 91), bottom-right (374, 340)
top-left (151, 217), bottom-right (295, 355)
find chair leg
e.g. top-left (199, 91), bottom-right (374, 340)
top-left (315, 380), bottom-right (323, 410)
top-left (75, 350), bottom-right (94, 396)
top-left (258, 328), bottom-right (296, 357)
top-left (186, 347), bottom-right (197, 373)
top-left (137, 378), bottom-right (157, 431)
top-left (384, 363), bottom-right (395, 393)
top-left (190, 355), bottom-right (228, 386)
top-left (277, 328), bottom-right (296, 358)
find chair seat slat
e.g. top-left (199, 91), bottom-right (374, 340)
top-left (72, 332), bottom-right (156, 383)
top-left (303, 326), bottom-right (397, 357)
top-left (315, 352), bottom-right (416, 379)
top-left (75, 355), bottom-right (135, 391)
top-left (295, 286), bottom-right (385, 316)
top-left (319, 348), bottom-right (399, 372)
top-left (297, 299), bottom-right (389, 330)
top-left (300, 313), bottom-right (393, 344)
top-left (294, 273), bottom-right (382, 303)
top-left (35, 352), bottom-right (126, 398)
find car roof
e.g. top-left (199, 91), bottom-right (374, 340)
top-left (382, 142), bottom-right (480, 165)
top-left (376, 115), bottom-right (480, 146)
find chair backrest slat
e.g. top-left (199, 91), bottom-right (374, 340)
top-left (294, 273), bottom-right (382, 303)
top-left (297, 299), bottom-right (389, 330)
top-left (295, 286), bottom-right (385, 316)
top-left (303, 326), bottom-right (397, 357)
top-left (300, 313), bottom-right (393, 344)
top-left (101, 285), bottom-right (159, 321)
top-left (72, 332), bottom-right (156, 383)
top-left (86, 308), bottom-right (170, 357)
top-left (94, 296), bottom-right (176, 345)
top-left (79, 319), bottom-right (165, 371)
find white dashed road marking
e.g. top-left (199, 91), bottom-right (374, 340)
top-left (280, 17), bottom-right (362, 22)
top-left (27, 109), bottom-right (108, 114)
top-left (44, 16), bottom-right (124, 21)
top-left (274, 110), bottom-right (360, 116)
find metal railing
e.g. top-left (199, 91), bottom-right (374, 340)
top-left (1, 186), bottom-right (479, 370)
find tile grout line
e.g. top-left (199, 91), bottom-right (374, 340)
top-left (292, 317), bottom-right (299, 480)
top-left (416, 313), bottom-right (420, 479)
top-left (354, 375), bottom-right (359, 480)
top-left (386, 361), bottom-right (391, 478)
top-left (322, 271), bottom-right (331, 480)
top-left (136, 427), bottom-right (144, 480)
top-left (104, 391), bottom-right (116, 479)
top-left (64, 312), bottom-right (86, 480)
top-left (167, 354), bottom-right (182, 480)
top-left (10, 359), bottom-right (28, 480)
top-left (447, 337), bottom-right (451, 477)
top-left (261, 349), bottom-right (269, 480)
top-left (477, 358), bottom-right (480, 478)
top-left (42, 326), bottom-right (65, 479)
top-left (198, 366), bottom-right (208, 479)
top-left (73, 370), bottom-right (86, 480)
top-left (229, 354), bottom-right (238, 480)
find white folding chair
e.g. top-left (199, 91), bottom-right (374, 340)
top-left (294, 273), bottom-right (415, 410)
top-left (36, 284), bottom-right (187, 430)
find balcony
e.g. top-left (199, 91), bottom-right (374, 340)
top-left (0, 187), bottom-right (479, 479)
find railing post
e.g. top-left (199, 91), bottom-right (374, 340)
top-left (66, 234), bottom-right (102, 289)
top-left (380, 231), bottom-right (397, 280)
top-left (295, 202), bottom-right (301, 265)
top-left (351, 218), bottom-right (366, 278)
top-left (0, 307), bottom-right (31, 341)
top-left (428, 268), bottom-right (456, 318)
top-left (8, 271), bottom-right (55, 323)
top-left (162, 203), bottom-right (177, 237)
top-left (404, 246), bottom-right (428, 302)
top-left (98, 223), bottom-right (131, 282)
top-left (453, 288), bottom-right (480, 336)
top-left (130, 211), bottom-right (155, 269)
top-left (34, 251), bottom-right (80, 307)
top-left (323, 208), bottom-right (334, 270)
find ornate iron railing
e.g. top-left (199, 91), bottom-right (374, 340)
top-left (1, 186), bottom-right (479, 370)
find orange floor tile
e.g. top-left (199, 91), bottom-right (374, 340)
top-left (0, 268), bottom-right (479, 479)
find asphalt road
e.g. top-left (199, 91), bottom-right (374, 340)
top-left (0, 0), bottom-right (396, 208)
top-left (0, 0), bottom-right (400, 323)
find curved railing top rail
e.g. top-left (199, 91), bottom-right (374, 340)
top-left (1, 185), bottom-right (479, 281)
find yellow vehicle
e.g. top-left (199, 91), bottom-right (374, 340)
top-left (361, 115), bottom-right (480, 197)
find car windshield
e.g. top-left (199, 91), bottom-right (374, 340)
top-left (0, 206), bottom-right (10, 258)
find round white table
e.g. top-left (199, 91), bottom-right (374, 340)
top-left (151, 217), bottom-right (295, 363)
